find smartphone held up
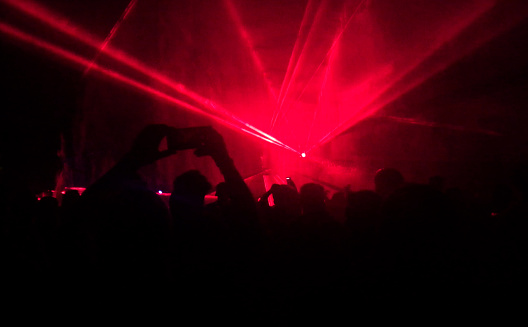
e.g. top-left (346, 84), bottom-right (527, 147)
top-left (166, 126), bottom-right (212, 151)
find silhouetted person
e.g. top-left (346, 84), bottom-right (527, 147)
top-left (374, 168), bottom-right (404, 198)
top-left (343, 190), bottom-right (383, 297)
top-left (258, 183), bottom-right (301, 228)
top-left (286, 177), bottom-right (298, 192)
top-left (345, 190), bottom-right (382, 237)
top-left (376, 183), bottom-right (454, 300)
top-left (60, 189), bottom-right (80, 214)
top-left (211, 181), bottom-right (230, 206)
top-left (1, 179), bottom-right (41, 293)
top-left (300, 183), bottom-right (327, 218)
top-left (278, 182), bottom-right (344, 308)
top-left (79, 124), bottom-right (177, 293)
top-left (170, 170), bottom-right (212, 221)
top-left (327, 190), bottom-right (347, 224)
top-left (34, 195), bottom-right (59, 270)
top-left (429, 175), bottom-right (445, 192)
top-left (204, 181), bottom-right (234, 222)
top-left (168, 126), bottom-right (259, 308)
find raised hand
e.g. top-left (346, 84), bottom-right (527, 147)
top-left (127, 124), bottom-right (178, 167)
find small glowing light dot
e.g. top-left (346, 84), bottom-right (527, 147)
top-left (301, 152), bottom-right (306, 158)
top-left (158, 190), bottom-right (163, 194)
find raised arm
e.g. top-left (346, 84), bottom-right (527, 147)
top-left (83, 124), bottom-right (177, 197)
top-left (194, 127), bottom-right (257, 220)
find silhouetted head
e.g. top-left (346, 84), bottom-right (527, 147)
top-left (374, 168), bottom-right (404, 198)
top-left (170, 170), bottom-right (211, 219)
top-left (37, 195), bottom-right (59, 213)
top-left (300, 183), bottom-right (326, 214)
top-left (36, 195), bottom-right (59, 230)
top-left (428, 175), bottom-right (445, 192)
top-left (511, 161), bottom-right (528, 199)
top-left (214, 182), bottom-right (229, 203)
top-left (327, 191), bottom-right (348, 223)
top-left (272, 184), bottom-right (301, 216)
top-left (61, 190), bottom-right (80, 208)
top-left (381, 183), bottom-right (449, 242)
top-left (346, 190), bottom-right (382, 225)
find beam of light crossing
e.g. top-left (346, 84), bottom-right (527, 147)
top-left (271, 0), bottom-right (323, 129)
top-left (306, 0), bottom-right (501, 153)
top-left (224, 0), bottom-right (277, 101)
top-left (271, 174), bottom-right (287, 185)
top-left (83, 0), bottom-right (138, 75)
top-left (293, 0), bottom-right (367, 101)
top-left (273, 0), bottom-right (367, 130)
top-left (2, 0), bottom-right (294, 150)
top-left (0, 22), bottom-right (299, 154)
top-left (242, 169), bottom-right (271, 182)
top-left (304, 42), bottom-right (336, 150)
top-left (275, 0), bottom-right (365, 132)
top-left (381, 116), bottom-right (502, 136)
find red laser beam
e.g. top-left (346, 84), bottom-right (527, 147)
top-left (305, 0), bottom-right (503, 153)
top-left (271, 174), bottom-right (287, 185)
top-left (3, 0), bottom-right (294, 149)
top-left (83, 0), bottom-right (138, 75)
top-left (304, 40), bottom-right (338, 150)
top-left (272, 0), bottom-right (324, 129)
top-left (243, 169), bottom-right (271, 182)
top-left (381, 116), bottom-right (502, 137)
top-left (0, 22), bottom-right (298, 153)
top-left (289, 0), bottom-right (367, 106)
top-left (272, 0), bottom-right (367, 132)
top-left (224, 0), bottom-right (277, 101)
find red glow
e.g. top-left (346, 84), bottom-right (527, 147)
top-left (224, 0), bottom-right (277, 101)
top-left (262, 174), bottom-right (275, 206)
top-left (0, 22), bottom-right (297, 152)
top-left (83, 0), bottom-right (138, 75)
top-left (382, 116), bottom-right (502, 137)
top-left (4, 0), bottom-right (528, 191)
top-left (2, 0), bottom-right (293, 150)
top-left (272, 0), bottom-right (327, 129)
top-left (276, 0), bottom-right (516, 153)
top-left (272, 0), bottom-right (368, 134)
top-left (287, 0), bottom-right (368, 108)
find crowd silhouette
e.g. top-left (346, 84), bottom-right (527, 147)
top-left (1, 124), bottom-right (527, 313)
